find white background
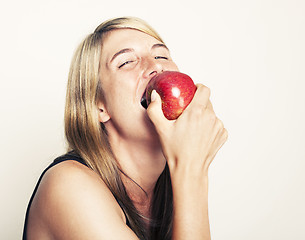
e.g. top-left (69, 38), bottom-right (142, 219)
top-left (0, 0), bottom-right (304, 239)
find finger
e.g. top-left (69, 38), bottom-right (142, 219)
top-left (209, 117), bottom-right (226, 145)
top-left (147, 90), bottom-right (170, 132)
top-left (187, 84), bottom-right (211, 110)
top-left (210, 127), bottom-right (228, 162)
top-left (215, 128), bottom-right (228, 154)
top-left (207, 100), bottom-right (214, 112)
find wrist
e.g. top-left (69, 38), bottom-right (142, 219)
top-left (170, 164), bottom-right (209, 196)
top-left (168, 157), bottom-right (209, 183)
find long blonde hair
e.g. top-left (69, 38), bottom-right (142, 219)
top-left (65, 17), bottom-right (172, 239)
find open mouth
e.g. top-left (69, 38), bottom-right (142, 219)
top-left (140, 90), bottom-right (148, 109)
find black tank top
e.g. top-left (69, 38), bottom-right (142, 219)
top-left (22, 152), bottom-right (131, 239)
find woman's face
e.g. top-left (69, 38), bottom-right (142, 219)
top-left (99, 28), bottom-right (179, 142)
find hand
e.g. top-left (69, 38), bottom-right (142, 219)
top-left (147, 84), bottom-right (228, 176)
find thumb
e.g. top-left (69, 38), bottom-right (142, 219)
top-left (147, 90), bottom-right (168, 129)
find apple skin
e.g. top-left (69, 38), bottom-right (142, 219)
top-left (146, 71), bottom-right (196, 120)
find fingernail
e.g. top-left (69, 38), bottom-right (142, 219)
top-left (151, 90), bottom-right (157, 102)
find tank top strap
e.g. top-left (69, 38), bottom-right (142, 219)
top-left (52, 151), bottom-right (87, 167)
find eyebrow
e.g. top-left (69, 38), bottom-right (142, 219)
top-left (110, 48), bottom-right (134, 63)
top-left (151, 43), bottom-right (169, 51)
top-left (110, 43), bottom-right (169, 63)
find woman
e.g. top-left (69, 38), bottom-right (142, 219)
top-left (23, 17), bottom-right (228, 240)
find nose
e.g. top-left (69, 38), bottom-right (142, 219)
top-left (142, 57), bottom-right (164, 79)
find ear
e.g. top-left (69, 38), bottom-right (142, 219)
top-left (97, 101), bottom-right (110, 123)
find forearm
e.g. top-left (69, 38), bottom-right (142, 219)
top-left (171, 167), bottom-right (211, 240)
top-left (147, 85), bottom-right (227, 239)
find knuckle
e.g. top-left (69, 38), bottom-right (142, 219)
top-left (196, 84), bottom-right (211, 97)
top-left (202, 85), bottom-right (211, 97)
top-left (207, 100), bottom-right (214, 111)
top-left (187, 105), bottom-right (206, 120)
top-left (192, 106), bottom-right (205, 117)
top-left (206, 109), bottom-right (216, 122)
top-left (223, 128), bottom-right (228, 141)
top-left (216, 118), bottom-right (224, 129)
top-left (187, 103), bottom-right (217, 123)
top-left (204, 86), bottom-right (211, 96)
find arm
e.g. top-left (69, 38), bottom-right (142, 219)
top-left (28, 160), bottom-right (139, 240)
top-left (147, 84), bottom-right (228, 240)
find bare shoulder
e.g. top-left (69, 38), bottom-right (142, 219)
top-left (27, 160), bottom-right (138, 240)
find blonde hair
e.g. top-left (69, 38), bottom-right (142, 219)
top-left (65, 17), bottom-right (172, 240)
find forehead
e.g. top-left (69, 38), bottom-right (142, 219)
top-left (100, 29), bottom-right (163, 61)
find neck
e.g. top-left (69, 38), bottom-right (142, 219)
top-left (107, 129), bottom-right (166, 218)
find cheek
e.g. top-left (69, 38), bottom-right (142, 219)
top-left (101, 80), bottom-right (120, 113)
top-left (166, 61), bottom-right (179, 71)
top-left (104, 82), bottom-right (133, 115)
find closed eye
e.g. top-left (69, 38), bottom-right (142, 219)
top-left (155, 56), bottom-right (168, 60)
top-left (118, 60), bottom-right (134, 68)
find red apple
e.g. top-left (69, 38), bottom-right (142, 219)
top-left (145, 71), bottom-right (196, 120)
